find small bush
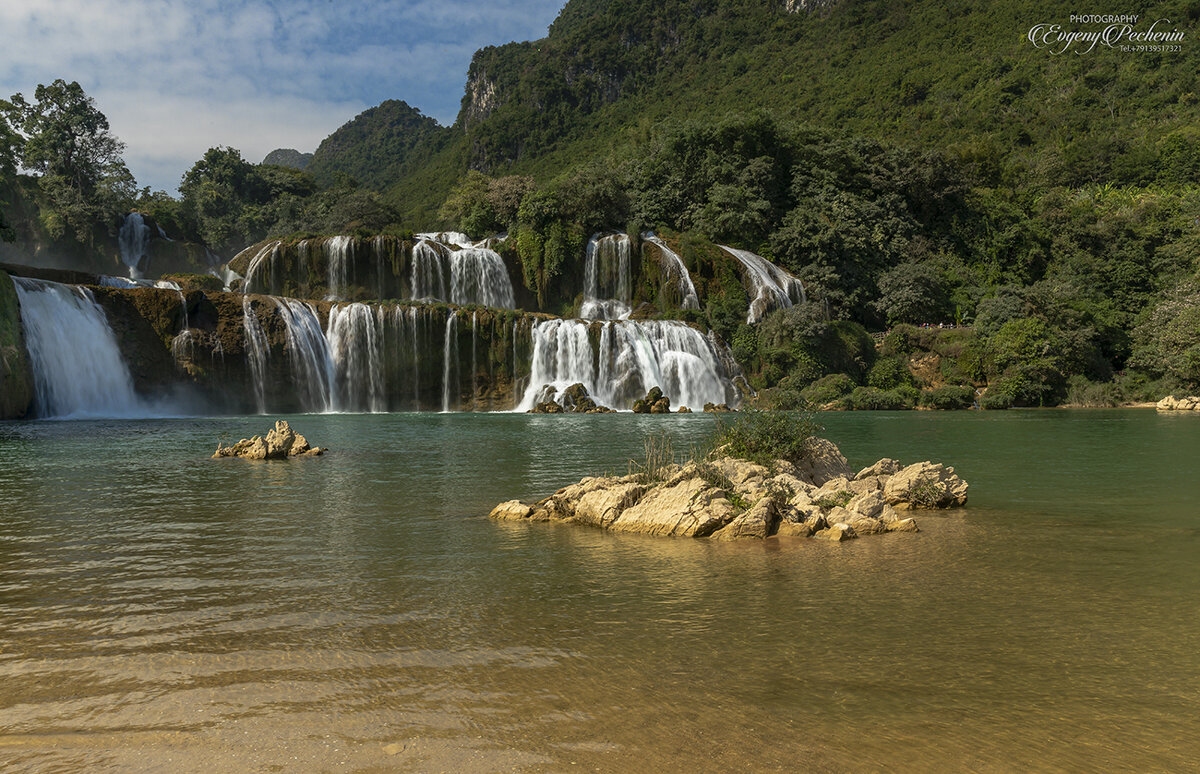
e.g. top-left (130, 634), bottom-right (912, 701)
top-left (801, 373), bottom-right (855, 406)
top-left (979, 391), bottom-right (1012, 410)
top-left (867, 355), bottom-right (915, 390)
top-left (713, 408), bottom-right (822, 467)
top-left (1065, 375), bottom-right (1121, 407)
top-left (920, 385), bottom-right (976, 410)
top-left (847, 386), bottom-right (907, 410)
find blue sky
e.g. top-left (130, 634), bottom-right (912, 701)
top-left (0, 0), bottom-right (566, 192)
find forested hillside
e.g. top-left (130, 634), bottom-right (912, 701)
top-left (4, 0), bottom-right (1200, 407)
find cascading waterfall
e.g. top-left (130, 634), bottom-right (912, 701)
top-left (243, 241), bottom-right (283, 296)
top-left (242, 296), bottom-right (270, 414)
top-left (411, 240), bottom-right (449, 301)
top-left (517, 318), bottom-right (737, 411)
top-left (326, 303), bottom-right (386, 413)
top-left (118, 213), bottom-right (151, 279)
top-left (642, 232), bottom-right (699, 310)
top-left (450, 247), bottom-right (515, 308)
top-left (581, 233), bottom-right (632, 320)
top-left (13, 277), bottom-right (147, 418)
top-left (719, 245), bottom-right (806, 324)
top-left (413, 239), bottom-right (515, 308)
top-left (274, 298), bottom-right (334, 412)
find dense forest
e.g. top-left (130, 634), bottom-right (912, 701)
top-left (2, 0), bottom-right (1199, 407)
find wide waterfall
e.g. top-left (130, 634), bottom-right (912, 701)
top-left (642, 232), bottom-right (699, 310)
top-left (719, 245), bottom-right (806, 323)
top-left (242, 296), bottom-right (271, 414)
top-left (13, 277), bottom-right (147, 418)
top-left (240, 234), bottom-right (516, 308)
top-left (517, 318), bottom-right (737, 411)
top-left (581, 233), bottom-right (632, 320)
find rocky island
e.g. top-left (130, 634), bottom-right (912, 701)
top-left (491, 418), bottom-right (968, 542)
top-left (212, 420), bottom-right (324, 460)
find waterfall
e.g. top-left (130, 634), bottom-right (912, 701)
top-left (412, 240), bottom-right (449, 301)
top-left (325, 235), bottom-right (354, 301)
top-left (118, 213), bottom-right (151, 279)
top-left (516, 318), bottom-right (737, 411)
top-left (327, 303), bottom-right (386, 412)
top-left (413, 238), bottom-right (515, 308)
top-left (450, 247), bottom-right (515, 308)
top-left (442, 311), bottom-right (458, 412)
top-left (409, 306), bottom-right (421, 410)
top-left (719, 245), bottom-right (806, 324)
top-left (274, 298), bottom-right (334, 412)
top-left (13, 277), bottom-right (146, 418)
top-left (642, 233), bottom-right (699, 310)
top-left (243, 241), bottom-right (283, 295)
top-left (242, 296), bottom-right (270, 414)
top-left (581, 233), bottom-right (632, 320)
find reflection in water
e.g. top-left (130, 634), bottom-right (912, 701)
top-left (0, 411), bottom-right (1198, 772)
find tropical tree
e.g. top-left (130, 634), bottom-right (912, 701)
top-left (1, 79), bottom-right (135, 242)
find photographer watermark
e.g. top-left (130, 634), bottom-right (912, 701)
top-left (1027, 15), bottom-right (1186, 54)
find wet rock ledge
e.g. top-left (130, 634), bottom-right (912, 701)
top-left (490, 438), bottom-right (968, 541)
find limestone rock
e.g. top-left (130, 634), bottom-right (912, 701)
top-left (677, 406), bottom-right (693, 413)
top-left (884, 461), bottom-right (969, 509)
top-left (887, 517), bottom-right (920, 533)
top-left (855, 458), bottom-right (902, 480)
top-left (703, 402), bottom-right (733, 412)
top-left (610, 477), bottom-right (735, 537)
top-left (213, 420), bottom-right (322, 459)
top-left (712, 496), bottom-right (778, 540)
top-left (794, 436), bottom-right (853, 486)
top-left (774, 521), bottom-right (813, 538)
top-left (570, 482), bottom-right (646, 528)
top-left (490, 500), bottom-right (533, 520)
top-left (816, 523), bottom-right (857, 541)
top-left (1157, 395), bottom-right (1200, 411)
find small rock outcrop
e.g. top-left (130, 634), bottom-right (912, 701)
top-left (213, 420), bottom-right (324, 460)
top-left (1157, 395), bottom-right (1200, 411)
top-left (632, 387), bottom-right (671, 414)
top-left (528, 383), bottom-right (616, 414)
top-left (489, 438), bottom-right (968, 543)
top-left (703, 402), bottom-right (733, 413)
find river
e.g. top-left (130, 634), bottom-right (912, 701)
top-left (0, 410), bottom-right (1197, 772)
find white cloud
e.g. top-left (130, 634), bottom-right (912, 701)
top-left (0, 0), bottom-right (564, 192)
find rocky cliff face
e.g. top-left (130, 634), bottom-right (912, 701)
top-left (0, 271), bottom-right (34, 419)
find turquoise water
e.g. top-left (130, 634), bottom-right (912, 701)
top-left (0, 410), bottom-right (1198, 772)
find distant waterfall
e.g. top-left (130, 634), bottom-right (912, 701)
top-left (325, 235), bottom-right (354, 301)
top-left (117, 213), bottom-right (151, 279)
top-left (13, 277), bottom-right (146, 418)
top-left (442, 312), bottom-right (458, 412)
top-left (718, 245), bottom-right (806, 323)
top-left (642, 232), bottom-right (699, 310)
top-left (241, 235), bottom-right (516, 308)
top-left (581, 233), bottom-right (632, 320)
top-left (517, 318), bottom-right (737, 411)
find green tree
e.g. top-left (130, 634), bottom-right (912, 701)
top-left (2, 79), bottom-right (135, 242)
top-left (179, 146), bottom-right (270, 256)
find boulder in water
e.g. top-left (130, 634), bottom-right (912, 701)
top-left (703, 402), bottom-right (733, 413)
top-left (490, 437), bottom-right (967, 543)
top-left (213, 420), bottom-right (324, 459)
top-left (633, 387), bottom-right (670, 414)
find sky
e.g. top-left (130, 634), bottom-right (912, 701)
top-left (0, 0), bottom-right (566, 193)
